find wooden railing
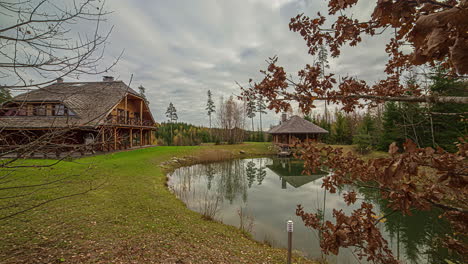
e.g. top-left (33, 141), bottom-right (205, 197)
top-left (106, 115), bottom-right (153, 127)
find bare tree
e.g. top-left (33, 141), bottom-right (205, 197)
top-left (0, 0), bottom-right (120, 220)
top-left (217, 96), bottom-right (245, 144)
top-left (0, 0), bottom-right (121, 90)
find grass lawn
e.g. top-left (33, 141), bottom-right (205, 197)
top-left (0, 142), bottom-right (317, 264)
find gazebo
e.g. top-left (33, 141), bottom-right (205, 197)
top-left (268, 115), bottom-right (328, 145)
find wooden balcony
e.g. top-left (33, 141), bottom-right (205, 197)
top-left (106, 115), bottom-right (154, 127)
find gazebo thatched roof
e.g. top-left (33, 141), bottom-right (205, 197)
top-left (268, 115), bottom-right (328, 134)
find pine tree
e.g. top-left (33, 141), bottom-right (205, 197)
top-left (317, 45), bottom-right (330, 123)
top-left (165, 102), bottom-right (178, 144)
top-left (0, 87), bottom-right (12, 104)
top-left (257, 95), bottom-right (267, 131)
top-left (138, 85), bottom-right (149, 105)
top-left (377, 102), bottom-right (405, 151)
top-left (428, 69), bottom-right (468, 152)
top-left (206, 90), bottom-right (216, 129)
top-left (332, 112), bottom-right (352, 144)
top-left (353, 113), bottom-right (376, 154)
top-left (245, 95), bottom-right (256, 132)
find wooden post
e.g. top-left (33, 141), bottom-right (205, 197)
top-left (306, 133), bottom-right (309, 142)
top-left (113, 127), bottom-right (117, 150)
top-left (287, 220), bottom-right (293, 264)
top-left (140, 128), bottom-right (143, 146)
top-left (140, 100), bottom-right (143, 125)
top-left (288, 133), bottom-right (291, 145)
top-left (101, 129), bottom-right (105, 151)
top-left (130, 129), bottom-right (133, 148)
top-left (124, 95), bottom-right (128, 123)
top-left (27, 104), bottom-right (33, 116)
top-left (46, 104), bottom-right (52, 116)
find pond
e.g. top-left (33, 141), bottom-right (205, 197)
top-left (167, 157), bottom-right (457, 264)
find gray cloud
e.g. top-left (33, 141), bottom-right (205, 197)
top-left (68, 0), bottom-right (390, 129)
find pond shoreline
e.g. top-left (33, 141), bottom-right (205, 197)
top-left (1, 143), bottom-right (321, 264)
top-left (167, 150), bottom-right (458, 264)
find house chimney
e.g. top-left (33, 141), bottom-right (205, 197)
top-left (56, 77), bottom-right (64, 83)
top-left (281, 112), bottom-right (287, 123)
top-left (103, 76), bottom-right (114, 82)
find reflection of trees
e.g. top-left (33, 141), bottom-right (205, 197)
top-left (357, 185), bottom-right (460, 263)
top-left (215, 159), bottom-right (248, 204)
top-left (256, 160), bottom-right (267, 185)
top-left (246, 161), bottom-right (257, 188)
top-left (205, 164), bottom-right (215, 190)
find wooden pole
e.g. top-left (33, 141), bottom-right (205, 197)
top-left (101, 129), bottom-right (105, 151)
top-left (114, 127), bottom-right (117, 150)
top-left (140, 128), bottom-right (143, 146)
top-left (287, 220), bottom-right (293, 264)
top-left (130, 129), bottom-right (133, 148)
top-left (140, 100), bottom-right (143, 125)
top-left (124, 95), bottom-right (128, 124)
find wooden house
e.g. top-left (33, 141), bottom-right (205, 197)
top-left (0, 76), bottom-right (156, 156)
top-left (268, 114), bottom-right (328, 145)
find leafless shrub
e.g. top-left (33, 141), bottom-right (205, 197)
top-left (199, 191), bottom-right (221, 221)
top-left (237, 206), bottom-right (254, 234)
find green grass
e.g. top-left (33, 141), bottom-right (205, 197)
top-left (0, 142), bottom-right (316, 264)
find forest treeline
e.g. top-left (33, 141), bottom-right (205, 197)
top-left (308, 71), bottom-right (467, 153)
top-left (157, 71), bottom-right (466, 149)
top-left (155, 122), bottom-right (269, 146)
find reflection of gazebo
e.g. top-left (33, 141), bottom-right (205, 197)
top-left (266, 158), bottom-right (327, 189)
top-left (268, 114), bottom-right (328, 145)
top-left (280, 176), bottom-right (323, 188)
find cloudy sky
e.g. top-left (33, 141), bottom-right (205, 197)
top-left (5, 0), bottom-right (392, 129)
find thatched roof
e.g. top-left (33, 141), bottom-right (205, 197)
top-left (0, 81), bottom-right (145, 129)
top-left (268, 115), bottom-right (328, 134)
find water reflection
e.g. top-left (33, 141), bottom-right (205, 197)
top-left (167, 158), bottom-right (459, 264)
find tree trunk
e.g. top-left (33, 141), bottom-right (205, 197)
top-left (259, 112), bottom-right (263, 132)
top-left (209, 114), bottom-right (212, 141)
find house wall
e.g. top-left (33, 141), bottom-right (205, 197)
top-left (111, 95), bottom-right (153, 122)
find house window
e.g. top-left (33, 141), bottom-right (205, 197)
top-left (54, 104), bottom-right (66, 116)
top-left (17, 107), bottom-right (27, 116)
top-left (34, 105), bottom-right (46, 116)
top-left (53, 104), bottom-right (76, 116)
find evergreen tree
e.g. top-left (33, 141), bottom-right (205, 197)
top-left (378, 102), bottom-right (405, 151)
top-left (428, 70), bottom-right (468, 152)
top-left (317, 45), bottom-right (330, 123)
top-left (256, 95), bottom-right (267, 132)
top-left (332, 112), bottom-right (352, 144)
top-left (245, 95), bottom-right (256, 131)
top-left (206, 90), bottom-right (216, 129)
top-left (353, 113), bottom-right (376, 154)
top-left (138, 85), bottom-right (149, 105)
top-left (165, 102), bottom-right (178, 144)
top-left (0, 87), bottom-right (12, 104)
